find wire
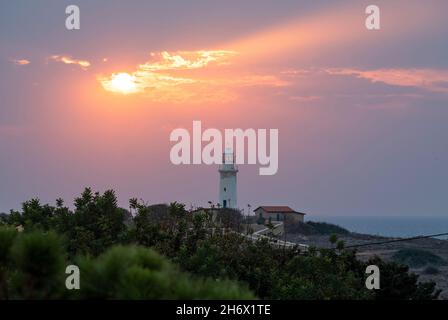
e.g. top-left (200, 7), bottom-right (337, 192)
top-left (344, 232), bottom-right (448, 249)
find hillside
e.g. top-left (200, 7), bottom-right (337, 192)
top-left (283, 223), bottom-right (448, 299)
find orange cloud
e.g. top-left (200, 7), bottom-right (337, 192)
top-left (49, 55), bottom-right (91, 69)
top-left (326, 68), bottom-right (448, 93)
top-left (11, 59), bottom-right (30, 66)
top-left (139, 50), bottom-right (237, 71)
top-left (99, 50), bottom-right (286, 103)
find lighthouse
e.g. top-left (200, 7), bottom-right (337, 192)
top-left (219, 149), bottom-right (238, 209)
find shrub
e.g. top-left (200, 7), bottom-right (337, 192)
top-left (74, 245), bottom-right (254, 299)
top-left (9, 231), bottom-right (65, 299)
top-left (0, 227), bottom-right (19, 299)
top-left (0, 227), bottom-right (17, 265)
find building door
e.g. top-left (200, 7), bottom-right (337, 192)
top-left (223, 200), bottom-right (227, 208)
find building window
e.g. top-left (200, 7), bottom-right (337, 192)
top-left (224, 187), bottom-right (226, 192)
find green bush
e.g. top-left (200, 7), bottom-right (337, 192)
top-left (0, 228), bottom-right (65, 299)
top-left (273, 252), bottom-right (371, 300)
top-left (0, 227), bottom-right (17, 265)
top-left (9, 231), bottom-right (65, 299)
top-left (74, 245), bottom-right (254, 299)
top-left (0, 227), bottom-right (19, 299)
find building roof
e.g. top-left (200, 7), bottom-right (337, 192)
top-left (254, 206), bottom-right (306, 215)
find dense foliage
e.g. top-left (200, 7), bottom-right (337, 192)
top-left (0, 188), bottom-right (441, 300)
top-left (0, 228), bottom-right (253, 299)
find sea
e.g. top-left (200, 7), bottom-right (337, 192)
top-left (309, 216), bottom-right (448, 239)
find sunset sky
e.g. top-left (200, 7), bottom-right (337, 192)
top-left (1, 0), bottom-right (448, 216)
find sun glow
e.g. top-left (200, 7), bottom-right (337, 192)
top-left (98, 50), bottom-right (285, 102)
top-left (101, 72), bottom-right (139, 94)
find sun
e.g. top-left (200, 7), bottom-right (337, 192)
top-left (105, 72), bottom-right (139, 94)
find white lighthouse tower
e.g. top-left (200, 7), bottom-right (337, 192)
top-left (219, 149), bottom-right (238, 209)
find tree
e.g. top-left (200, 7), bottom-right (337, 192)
top-left (68, 188), bottom-right (126, 256)
top-left (8, 230), bottom-right (65, 299)
top-left (365, 256), bottom-right (441, 300)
